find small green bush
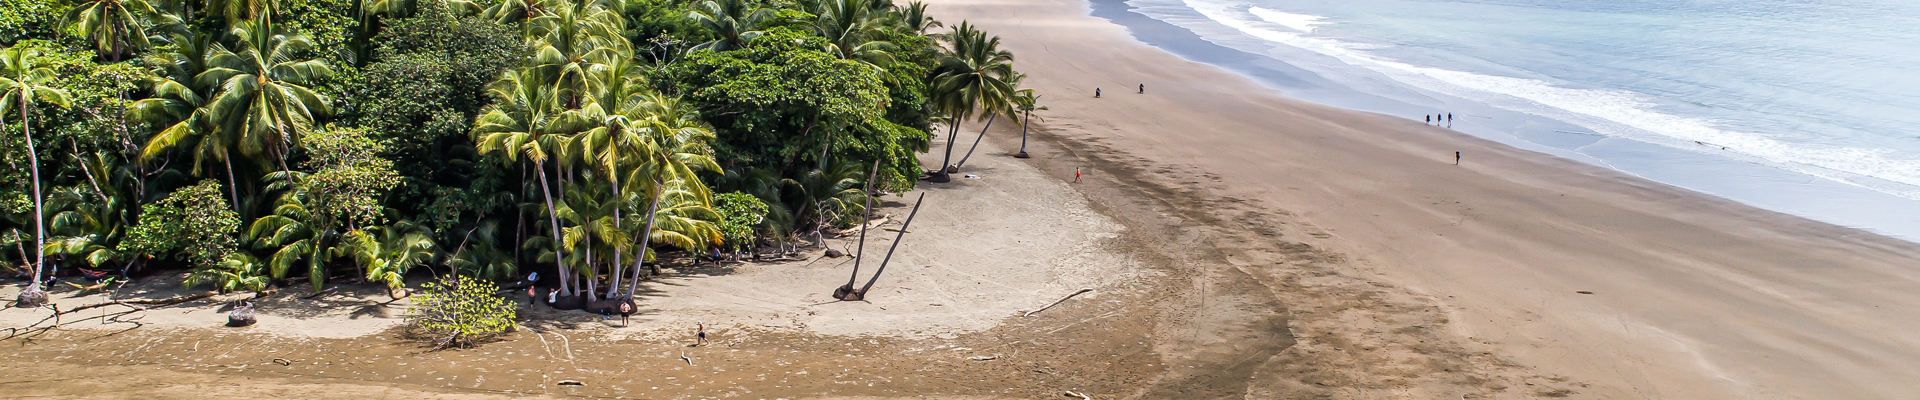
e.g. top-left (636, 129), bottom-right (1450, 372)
top-left (403, 275), bottom-right (516, 349)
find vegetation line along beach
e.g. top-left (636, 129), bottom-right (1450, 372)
top-left (6, 0), bottom-right (1920, 398)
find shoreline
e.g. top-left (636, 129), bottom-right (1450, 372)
top-left (1086, 0), bottom-right (1920, 243)
top-left (930, 0), bottom-right (1920, 397)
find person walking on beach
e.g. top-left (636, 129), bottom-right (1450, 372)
top-left (696, 323), bottom-right (708, 346)
top-left (1455, 151), bottom-right (1461, 165)
top-left (1425, 115), bottom-right (1431, 124)
top-left (1095, 88), bottom-right (1101, 98)
top-left (1139, 83), bottom-right (1145, 94)
top-left (1074, 167), bottom-right (1082, 183)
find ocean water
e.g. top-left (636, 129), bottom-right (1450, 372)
top-left (1094, 0), bottom-right (1920, 241)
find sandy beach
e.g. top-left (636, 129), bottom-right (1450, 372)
top-left (7, 0), bottom-right (1920, 398)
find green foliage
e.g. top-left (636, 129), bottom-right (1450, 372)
top-left (123, 180), bottom-right (238, 267)
top-left (284, 0), bottom-right (359, 53)
top-left (712, 191), bottom-right (763, 250)
top-left (0, 0), bottom-right (69, 46)
top-left (299, 125), bottom-right (401, 229)
top-left (404, 274), bottom-right (516, 349)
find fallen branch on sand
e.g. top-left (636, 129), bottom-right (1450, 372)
top-left (970, 355), bottom-right (999, 361)
top-left (61, 291), bottom-right (217, 314)
top-left (1064, 391), bottom-right (1092, 399)
top-left (1023, 288), bottom-right (1093, 317)
top-left (680, 350), bottom-right (693, 366)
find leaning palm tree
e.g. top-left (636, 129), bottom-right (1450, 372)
top-left (0, 47), bottom-right (75, 307)
top-left (955, 71), bottom-right (1024, 168)
top-left (61, 0), bottom-right (165, 61)
top-left (687, 0), bottom-right (773, 53)
top-left (926, 21), bottom-right (1016, 182)
top-left (620, 93), bottom-right (721, 299)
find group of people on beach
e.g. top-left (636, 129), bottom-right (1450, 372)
top-left (1427, 113), bottom-right (1452, 127)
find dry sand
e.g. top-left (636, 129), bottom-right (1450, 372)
top-left (9, 0), bottom-right (1920, 398)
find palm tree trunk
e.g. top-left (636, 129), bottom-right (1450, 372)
top-left (21, 103), bottom-right (46, 290)
top-left (623, 185), bottom-right (663, 299)
top-left (930, 122), bottom-right (959, 182)
top-left (605, 179), bottom-right (624, 299)
top-left (955, 113), bottom-right (997, 169)
top-left (856, 193), bottom-right (925, 296)
top-left (843, 161), bottom-right (879, 288)
top-left (222, 151), bottom-right (240, 210)
top-left (533, 160), bottom-right (570, 295)
top-left (1016, 109), bottom-right (1032, 158)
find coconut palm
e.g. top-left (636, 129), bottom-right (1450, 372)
top-left (60, 0), bottom-right (165, 61)
top-left (687, 0), bottom-right (773, 53)
top-left (926, 21), bottom-right (1015, 182)
top-left (1010, 88), bottom-right (1045, 158)
top-left (954, 71), bottom-right (1025, 168)
top-left (899, 1), bottom-right (940, 34)
top-left (245, 173), bottom-right (354, 291)
top-left (130, 32), bottom-right (217, 128)
top-left (810, 0), bottom-right (897, 69)
top-left (619, 93), bottom-right (721, 298)
top-left (525, 0), bottom-right (629, 110)
top-left (42, 153), bottom-right (136, 271)
top-left (0, 47), bottom-right (75, 305)
top-left (207, 0), bottom-right (277, 24)
top-left (344, 220), bottom-right (437, 299)
top-left (196, 19), bottom-right (333, 180)
top-left (473, 69), bottom-right (595, 295)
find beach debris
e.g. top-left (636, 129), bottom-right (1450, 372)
top-left (680, 350), bottom-right (693, 366)
top-left (824, 249), bottom-right (845, 258)
top-left (1576, 291), bottom-right (1594, 295)
top-left (14, 286), bottom-right (48, 308)
top-left (304, 287), bottom-right (339, 300)
top-left (1023, 288), bottom-right (1095, 317)
top-left (227, 301), bottom-right (256, 327)
top-left (556, 380), bottom-right (585, 386)
top-left (970, 355), bottom-right (999, 361)
top-left (963, 174), bottom-right (981, 179)
top-left (1064, 391), bottom-right (1093, 399)
top-left (272, 358), bottom-right (293, 366)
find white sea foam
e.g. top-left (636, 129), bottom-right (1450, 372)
top-left (1247, 7), bottom-right (1325, 32)
top-left (1181, 0), bottom-right (1920, 200)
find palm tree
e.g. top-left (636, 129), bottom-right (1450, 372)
top-left (955, 71), bottom-right (1024, 168)
top-left (526, 0), bottom-right (628, 110)
top-left (473, 69), bottom-right (595, 296)
top-left (619, 93), bottom-right (721, 298)
top-left (1010, 88), bottom-right (1045, 158)
top-left (0, 47), bottom-right (75, 305)
top-left (207, 0), bottom-right (277, 24)
top-left (61, 0), bottom-right (165, 61)
top-left (899, 1), bottom-right (941, 34)
top-left (810, 0), bottom-right (897, 70)
top-left (197, 19), bottom-right (334, 181)
top-left (687, 0), bottom-right (772, 53)
top-left (344, 220), bottom-right (437, 299)
top-left (130, 32), bottom-right (217, 128)
top-left (926, 22), bottom-right (1015, 182)
top-left (246, 174), bottom-right (352, 291)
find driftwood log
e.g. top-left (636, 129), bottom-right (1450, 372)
top-left (1023, 288), bottom-right (1093, 317)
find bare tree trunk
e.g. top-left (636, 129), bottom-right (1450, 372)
top-left (929, 122), bottom-right (959, 182)
top-left (843, 161), bottom-right (880, 288)
top-left (955, 113), bottom-right (998, 169)
top-left (853, 193), bottom-right (926, 298)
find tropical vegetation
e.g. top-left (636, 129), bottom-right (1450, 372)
top-left (0, 0), bottom-right (1039, 308)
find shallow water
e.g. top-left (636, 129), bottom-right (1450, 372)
top-left (1093, 0), bottom-right (1920, 241)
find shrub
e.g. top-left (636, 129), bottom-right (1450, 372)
top-left (714, 192), bottom-right (768, 251)
top-left (403, 275), bottom-right (516, 349)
